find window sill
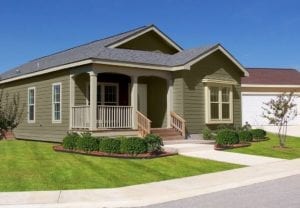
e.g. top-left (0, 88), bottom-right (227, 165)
top-left (206, 120), bottom-right (233, 124)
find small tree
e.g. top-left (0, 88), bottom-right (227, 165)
top-left (262, 92), bottom-right (297, 148)
top-left (0, 90), bottom-right (24, 139)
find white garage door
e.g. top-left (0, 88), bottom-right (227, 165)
top-left (242, 94), bottom-right (300, 136)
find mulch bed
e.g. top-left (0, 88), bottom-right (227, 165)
top-left (214, 143), bottom-right (251, 150)
top-left (53, 145), bottom-right (177, 159)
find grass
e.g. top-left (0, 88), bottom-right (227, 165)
top-left (0, 140), bottom-right (242, 192)
top-left (228, 133), bottom-right (300, 159)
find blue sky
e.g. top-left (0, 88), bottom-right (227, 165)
top-left (0, 0), bottom-right (299, 72)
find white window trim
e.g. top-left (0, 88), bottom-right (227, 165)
top-left (205, 83), bottom-right (233, 124)
top-left (27, 87), bottom-right (36, 123)
top-left (86, 82), bottom-right (119, 106)
top-left (52, 82), bottom-right (62, 123)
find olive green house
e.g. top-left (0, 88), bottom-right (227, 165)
top-left (0, 25), bottom-right (248, 142)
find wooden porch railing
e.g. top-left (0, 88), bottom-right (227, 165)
top-left (136, 111), bottom-right (151, 137)
top-left (170, 112), bottom-right (186, 138)
top-left (97, 105), bottom-right (133, 128)
top-left (72, 105), bottom-right (90, 129)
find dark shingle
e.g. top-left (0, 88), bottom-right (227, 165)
top-left (0, 25), bottom-right (217, 81)
top-left (242, 68), bottom-right (300, 85)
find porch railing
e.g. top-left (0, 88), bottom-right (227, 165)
top-left (97, 105), bottom-right (133, 128)
top-left (170, 112), bottom-right (186, 138)
top-left (72, 105), bottom-right (90, 129)
top-left (136, 111), bottom-right (151, 137)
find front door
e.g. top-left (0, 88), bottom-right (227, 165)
top-left (138, 84), bottom-right (147, 115)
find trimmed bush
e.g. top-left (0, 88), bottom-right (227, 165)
top-left (99, 138), bottom-right (121, 153)
top-left (202, 128), bottom-right (214, 140)
top-left (74, 133), bottom-right (98, 152)
top-left (238, 131), bottom-right (253, 142)
top-left (144, 134), bottom-right (163, 153)
top-left (251, 129), bottom-right (266, 140)
top-left (62, 133), bottom-right (79, 150)
top-left (216, 129), bottom-right (239, 145)
top-left (120, 137), bottom-right (147, 155)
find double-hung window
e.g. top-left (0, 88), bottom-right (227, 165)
top-left (28, 87), bottom-right (35, 123)
top-left (205, 84), bottom-right (233, 123)
top-left (52, 83), bottom-right (62, 123)
top-left (86, 83), bottom-right (119, 106)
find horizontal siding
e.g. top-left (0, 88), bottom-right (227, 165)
top-left (0, 70), bottom-right (70, 142)
top-left (181, 50), bottom-right (243, 135)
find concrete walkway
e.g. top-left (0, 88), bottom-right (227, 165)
top-left (0, 159), bottom-right (299, 208)
top-left (165, 143), bottom-right (285, 166)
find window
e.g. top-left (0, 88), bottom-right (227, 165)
top-left (52, 83), bottom-right (61, 123)
top-left (86, 83), bottom-right (118, 106)
top-left (206, 85), bottom-right (233, 123)
top-left (28, 87), bottom-right (35, 123)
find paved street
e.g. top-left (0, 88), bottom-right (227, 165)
top-left (142, 174), bottom-right (300, 208)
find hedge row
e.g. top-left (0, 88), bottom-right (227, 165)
top-left (216, 129), bottom-right (266, 145)
top-left (62, 133), bottom-right (163, 155)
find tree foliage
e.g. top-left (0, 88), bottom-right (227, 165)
top-left (0, 90), bottom-right (24, 136)
top-left (262, 92), bottom-right (297, 147)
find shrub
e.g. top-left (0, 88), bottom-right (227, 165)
top-left (216, 129), bottom-right (239, 145)
top-left (216, 124), bottom-right (235, 131)
top-left (99, 137), bottom-right (121, 153)
top-left (238, 131), bottom-right (253, 142)
top-left (202, 128), bottom-right (214, 140)
top-left (144, 134), bottom-right (163, 153)
top-left (62, 132), bottom-right (79, 150)
top-left (120, 137), bottom-right (147, 155)
top-left (251, 129), bottom-right (266, 140)
top-left (75, 133), bottom-right (99, 152)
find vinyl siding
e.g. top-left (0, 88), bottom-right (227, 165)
top-left (138, 76), bottom-right (167, 128)
top-left (116, 30), bottom-right (178, 54)
top-left (0, 70), bottom-right (70, 142)
top-left (172, 71), bottom-right (184, 116)
top-left (172, 50), bottom-right (243, 135)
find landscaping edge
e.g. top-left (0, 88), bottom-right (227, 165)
top-left (53, 145), bottom-right (178, 159)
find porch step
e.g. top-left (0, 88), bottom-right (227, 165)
top-left (151, 128), bottom-right (184, 141)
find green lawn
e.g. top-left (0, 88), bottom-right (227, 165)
top-left (0, 140), bottom-right (242, 192)
top-left (228, 133), bottom-right (300, 159)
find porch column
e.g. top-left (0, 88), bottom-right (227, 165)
top-left (167, 78), bottom-right (173, 128)
top-left (131, 75), bottom-right (138, 129)
top-left (89, 71), bottom-right (98, 130)
top-left (69, 74), bottom-right (75, 129)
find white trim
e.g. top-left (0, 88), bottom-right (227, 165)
top-left (27, 87), bottom-right (36, 123)
top-left (202, 78), bottom-right (238, 85)
top-left (205, 84), bottom-right (233, 124)
top-left (92, 59), bottom-right (182, 71)
top-left (242, 92), bottom-right (300, 95)
top-left (52, 82), bottom-right (62, 123)
top-left (185, 45), bottom-right (249, 77)
top-left (107, 26), bottom-right (183, 52)
top-left (242, 84), bottom-right (300, 88)
top-left (86, 82), bottom-right (119, 105)
top-left (0, 46), bottom-right (247, 84)
top-left (0, 60), bottom-right (92, 84)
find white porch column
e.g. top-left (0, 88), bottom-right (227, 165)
top-left (89, 71), bottom-right (98, 130)
top-left (69, 74), bottom-right (75, 129)
top-left (167, 78), bottom-right (173, 128)
top-left (131, 75), bottom-right (138, 129)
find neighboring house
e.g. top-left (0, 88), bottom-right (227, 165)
top-left (241, 68), bottom-right (300, 136)
top-left (0, 24), bottom-right (248, 142)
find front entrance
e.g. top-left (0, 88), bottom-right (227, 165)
top-left (138, 84), bottom-right (147, 116)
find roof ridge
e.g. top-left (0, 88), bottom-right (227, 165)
top-left (28, 25), bottom-right (148, 63)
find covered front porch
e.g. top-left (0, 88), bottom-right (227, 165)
top-left (69, 66), bottom-right (185, 137)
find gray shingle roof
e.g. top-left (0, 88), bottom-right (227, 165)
top-left (0, 25), bottom-right (217, 81)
